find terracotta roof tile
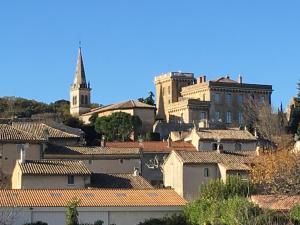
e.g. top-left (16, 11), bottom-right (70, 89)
top-left (83, 100), bottom-right (155, 115)
top-left (12, 122), bottom-right (80, 139)
top-left (196, 129), bottom-right (257, 141)
top-left (174, 150), bottom-right (252, 165)
top-left (251, 195), bottom-right (300, 211)
top-left (0, 124), bottom-right (45, 142)
top-left (106, 141), bottom-right (196, 153)
top-left (18, 160), bottom-right (91, 175)
top-left (0, 189), bottom-right (187, 207)
top-left (90, 173), bottom-right (153, 189)
top-left (45, 144), bottom-right (141, 156)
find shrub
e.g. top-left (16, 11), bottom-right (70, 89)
top-left (24, 222), bottom-right (48, 225)
top-left (145, 132), bottom-right (161, 141)
top-left (291, 204), bottom-right (300, 224)
top-left (94, 221), bottom-right (104, 225)
top-left (138, 214), bottom-right (189, 225)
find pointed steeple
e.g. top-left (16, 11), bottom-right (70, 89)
top-left (73, 47), bottom-right (87, 88)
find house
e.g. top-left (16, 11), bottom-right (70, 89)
top-left (163, 150), bottom-right (253, 201)
top-left (43, 144), bottom-right (142, 174)
top-left (251, 195), bottom-right (300, 212)
top-left (11, 159), bottom-right (91, 189)
top-left (0, 124), bottom-right (45, 186)
top-left (0, 189), bottom-right (187, 225)
top-left (187, 128), bottom-right (257, 152)
top-left (12, 122), bottom-right (83, 146)
top-left (106, 141), bottom-right (197, 187)
top-left (155, 72), bottom-right (272, 127)
top-left (80, 100), bottom-right (156, 134)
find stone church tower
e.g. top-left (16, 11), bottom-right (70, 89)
top-left (70, 47), bottom-right (91, 116)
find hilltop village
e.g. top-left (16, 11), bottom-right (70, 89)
top-left (0, 48), bottom-right (300, 225)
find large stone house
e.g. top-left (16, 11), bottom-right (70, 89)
top-left (11, 159), bottom-right (91, 189)
top-left (0, 124), bottom-right (45, 186)
top-left (0, 189), bottom-right (186, 225)
top-left (154, 72), bottom-right (273, 127)
top-left (163, 150), bottom-right (252, 201)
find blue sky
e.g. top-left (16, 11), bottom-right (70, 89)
top-left (1, 1), bottom-right (300, 109)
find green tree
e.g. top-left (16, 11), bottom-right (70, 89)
top-left (138, 91), bottom-right (155, 106)
top-left (94, 112), bottom-right (142, 141)
top-left (290, 204), bottom-right (300, 224)
top-left (66, 198), bottom-right (80, 225)
top-left (138, 214), bottom-right (189, 225)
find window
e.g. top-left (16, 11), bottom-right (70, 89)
top-left (85, 95), bottom-right (88, 105)
top-left (260, 95), bottom-right (265, 103)
top-left (214, 93), bottom-right (220, 103)
top-left (162, 87), bottom-right (165, 96)
top-left (200, 112), bottom-right (206, 120)
top-left (168, 86), bottom-right (170, 95)
top-left (80, 95), bottom-right (84, 104)
top-left (204, 168), bottom-right (209, 177)
top-left (235, 143), bottom-right (242, 151)
top-left (226, 112), bottom-right (232, 124)
top-left (238, 112), bottom-right (243, 125)
top-left (68, 175), bottom-right (75, 185)
top-left (237, 95), bottom-right (243, 104)
top-left (88, 159), bottom-right (93, 165)
top-left (203, 94), bottom-right (206, 101)
top-left (215, 111), bottom-right (220, 121)
top-left (226, 93), bottom-right (232, 104)
top-left (212, 143), bottom-right (218, 150)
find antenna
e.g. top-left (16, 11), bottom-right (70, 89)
top-left (79, 41), bottom-right (82, 49)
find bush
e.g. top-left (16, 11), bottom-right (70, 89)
top-left (291, 204), bottom-right (300, 224)
top-left (138, 214), bottom-right (189, 225)
top-left (94, 221), bottom-right (104, 225)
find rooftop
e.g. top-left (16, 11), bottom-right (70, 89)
top-left (173, 150), bottom-right (252, 166)
top-left (12, 122), bottom-right (80, 139)
top-left (45, 144), bottom-right (141, 157)
top-left (251, 195), bottom-right (300, 212)
top-left (90, 173), bottom-right (153, 189)
top-left (196, 128), bottom-right (257, 141)
top-left (83, 100), bottom-right (155, 116)
top-left (106, 141), bottom-right (197, 153)
top-left (18, 160), bottom-right (91, 175)
top-left (0, 124), bottom-right (45, 143)
top-left (0, 189), bottom-right (187, 207)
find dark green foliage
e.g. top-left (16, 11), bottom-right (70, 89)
top-left (66, 198), bottom-right (80, 225)
top-left (93, 220), bottom-right (104, 225)
top-left (24, 222), bottom-right (48, 225)
top-left (94, 112), bottom-right (142, 141)
top-left (138, 214), bottom-right (189, 225)
top-left (145, 132), bottom-right (161, 141)
top-left (291, 204), bottom-right (300, 224)
top-left (138, 91), bottom-right (155, 106)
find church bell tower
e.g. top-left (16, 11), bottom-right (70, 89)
top-left (70, 47), bottom-right (91, 116)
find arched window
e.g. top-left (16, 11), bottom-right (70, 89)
top-left (212, 143), bottom-right (218, 150)
top-left (85, 95), bottom-right (88, 105)
top-left (80, 95), bottom-right (84, 105)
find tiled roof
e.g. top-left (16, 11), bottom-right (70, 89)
top-left (174, 150), bottom-right (252, 165)
top-left (213, 76), bottom-right (239, 83)
top-left (18, 160), bottom-right (91, 175)
top-left (0, 189), bottom-right (187, 207)
top-left (0, 124), bottom-right (45, 142)
top-left (219, 162), bottom-right (250, 171)
top-left (90, 173), bottom-right (153, 189)
top-left (196, 129), bottom-right (257, 141)
top-left (251, 195), bottom-right (300, 211)
top-left (12, 122), bottom-right (80, 139)
top-left (83, 100), bottom-right (156, 115)
top-left (45, 144), bottom-right (141, 156)
top-left (106, 141), bottom-right (197, 153)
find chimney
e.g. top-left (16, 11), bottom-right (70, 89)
top-left (18, 143), bottom-right (29, 164)
top-left (101, 135), bottom-right (106, 147)
top-left (203, 76), bottom-right (206, 82)
top-left (238, 74), bottom-right (243, 84)
top-left (167, 136), bottom-right (172, 148)
top-left (133, 167), bottom-right (139, 177)
top-left (197, 75), bottom-right (206, 84)
top-left (226, 75), bottom-right (230, 79)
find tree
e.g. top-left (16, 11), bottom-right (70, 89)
top-left (94, 112), bottom-right (142, 141)
top-left (66, 198), bottom-right (80, 225)
top-left (251, 150), bottom-right (300, 195)
top-left (138, 91), bottom-right (155, 106)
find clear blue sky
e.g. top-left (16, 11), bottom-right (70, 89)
top-left (1, 1), bottom-right (300, 109)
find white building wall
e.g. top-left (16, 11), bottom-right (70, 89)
top-left (2, 206), bottom-right (184, 225)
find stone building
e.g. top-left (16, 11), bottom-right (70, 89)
top-left (154, 72), bottom-right (273, 127)
top-left (70, 47), bottom-right (92, 117)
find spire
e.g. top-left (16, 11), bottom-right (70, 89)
top-left (73, 47), bottom-right (87, 87)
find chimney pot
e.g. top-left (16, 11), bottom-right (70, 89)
top-left (238, 74), bottom-right (243, 84)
